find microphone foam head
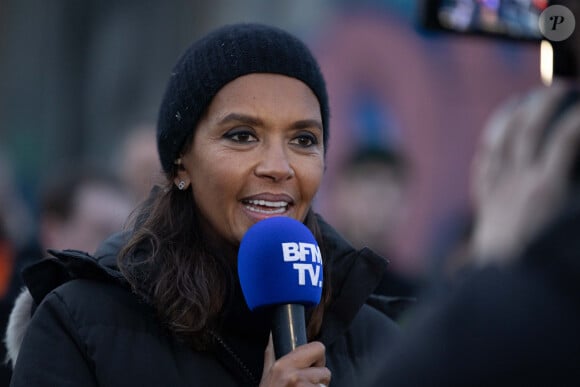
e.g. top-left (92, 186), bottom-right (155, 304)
top-left (238, 216), bottom-right (323, 311)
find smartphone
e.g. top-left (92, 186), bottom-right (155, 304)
top-left (418, 0), bottom-right (548, 41)
top-left (418, 0), bottom-right (577, 81)
top-left (419, 0), bottom-right (579, 184)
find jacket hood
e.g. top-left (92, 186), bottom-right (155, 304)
top-left (4, 289), bottom-right (33, 368)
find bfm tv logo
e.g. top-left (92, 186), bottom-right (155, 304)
top-left (281, 242), bottom-right (322, 288)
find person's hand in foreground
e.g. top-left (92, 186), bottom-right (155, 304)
top-left (470, 82), bottom-right (580, 264)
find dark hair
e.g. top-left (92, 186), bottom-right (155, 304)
top-left (118, 177), bottom-right (330, 349)
top-left (342, 146), bottom-right (410, 182)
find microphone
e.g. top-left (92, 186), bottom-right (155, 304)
top-left (238, 216), bottom-right (323, 359)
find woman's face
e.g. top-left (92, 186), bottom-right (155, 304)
top-left (177, 73), bottom-right (325, 245)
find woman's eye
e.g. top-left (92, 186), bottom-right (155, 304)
top-left (224, 128), bottom-right (258, 143)
top-left (291, 133), bottom-right (318, 148)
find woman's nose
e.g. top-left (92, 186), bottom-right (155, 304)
top-left (254, 143), bottom-right (295, 182)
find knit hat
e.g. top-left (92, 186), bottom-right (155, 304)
top-left (157, 23), bottom-right (330, 174)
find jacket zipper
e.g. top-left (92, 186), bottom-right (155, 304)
top-left (209, 331), bottom-right (259, 386)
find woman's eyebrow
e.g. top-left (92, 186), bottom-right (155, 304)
top-left (217, 113), bottom-right (263, 127)
top-left (217, 113), bottom-right (322, 132)
top-left (292, 119), bottom-right (323, 132)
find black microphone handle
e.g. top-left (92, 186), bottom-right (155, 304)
top-left (271, 304), bottom-right (307, 359)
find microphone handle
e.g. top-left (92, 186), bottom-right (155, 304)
top-left (271, 304), bottom-right (307, 359)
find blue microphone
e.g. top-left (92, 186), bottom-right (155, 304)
top-left (238, 216), bottom-right (323, 358)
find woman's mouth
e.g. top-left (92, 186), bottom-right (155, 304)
top-left (242, 199), bottom-right (289, 214)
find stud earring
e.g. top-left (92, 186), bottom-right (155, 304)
top-left (177, 181), bottom-right (186, 190)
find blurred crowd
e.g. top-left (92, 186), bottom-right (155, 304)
top-left (0, 124), bottom-right (161, 383)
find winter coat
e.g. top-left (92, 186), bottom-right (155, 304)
top-left (6, 215), bottom-right (400, 387)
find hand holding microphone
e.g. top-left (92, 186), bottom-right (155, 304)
top-left (238, 216), bottom-right (331, 386)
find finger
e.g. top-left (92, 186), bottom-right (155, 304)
top-left (263, 342), bottom-right (329, 387)
top-left (479, 94), bottom-right (522, 162)
top-left (472, 94), bottom-right (526, 201)
top-left (510, 86), bottom-right (564, 164)
top-left (297, 366), bottom-right (331, 386)
top-left (291, 366), bottom-right (331, 387)
top-left (517, 85), bottom-right (580, 165)
top-left (543, 102), bottom-right (580, 181)
top-left (261, 333), bottom-right (275, 380)
top-left (280, 341), bottom-right (326, 368)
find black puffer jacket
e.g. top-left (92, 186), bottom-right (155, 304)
top-left (7, 216), bottom-right (400, 387)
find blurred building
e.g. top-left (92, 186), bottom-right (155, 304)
top-left (313, 2), bottom-right (540, 275)
top-left (0, 0), bottom-right (541, 277)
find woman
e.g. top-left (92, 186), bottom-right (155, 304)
top-left (7, 23), bottom-right (399, 386)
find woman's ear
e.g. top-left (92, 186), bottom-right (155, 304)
top-left (173, 158), bottom-right (191, 190)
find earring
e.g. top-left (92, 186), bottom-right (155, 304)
top-left (177, 181), bottom-right (186, 190)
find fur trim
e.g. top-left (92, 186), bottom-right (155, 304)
top-left (4, 288), bottom-right (34, 368)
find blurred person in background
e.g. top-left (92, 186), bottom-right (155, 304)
top-left (367, 81), bottom-right (580, 385)
top-left (328, 146), bottom-right (419, 320)
top-left (0, 153), bottom-right (36, 254)
top-left (0, 153), bottom-right (40, 386)
top-left (116, 123), bottom-right (164, 206)
top-left (3, 166), bottom-right (133, 383)
top-left (330, 147), bottom-right (410, 262)
top-left (37, 166), bottom-right (133, 255)
top-left (6, 23), bottom-right (400, 387)
top-left (321, 83), bottom-right (420, 320)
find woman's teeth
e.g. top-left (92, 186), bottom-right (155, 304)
top-left (244, 199), bottom-right (288, 214)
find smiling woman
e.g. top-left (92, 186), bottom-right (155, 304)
top-left (7, 23), bottom-right (400, 387)
top-left (177, 74), bottom-right (325, 244)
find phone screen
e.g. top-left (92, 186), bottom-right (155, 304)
top-left (420, 0), bottom-right (549, 41)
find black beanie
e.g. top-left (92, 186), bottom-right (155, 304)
top-left (156, 23), bottom-right (330, 174)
